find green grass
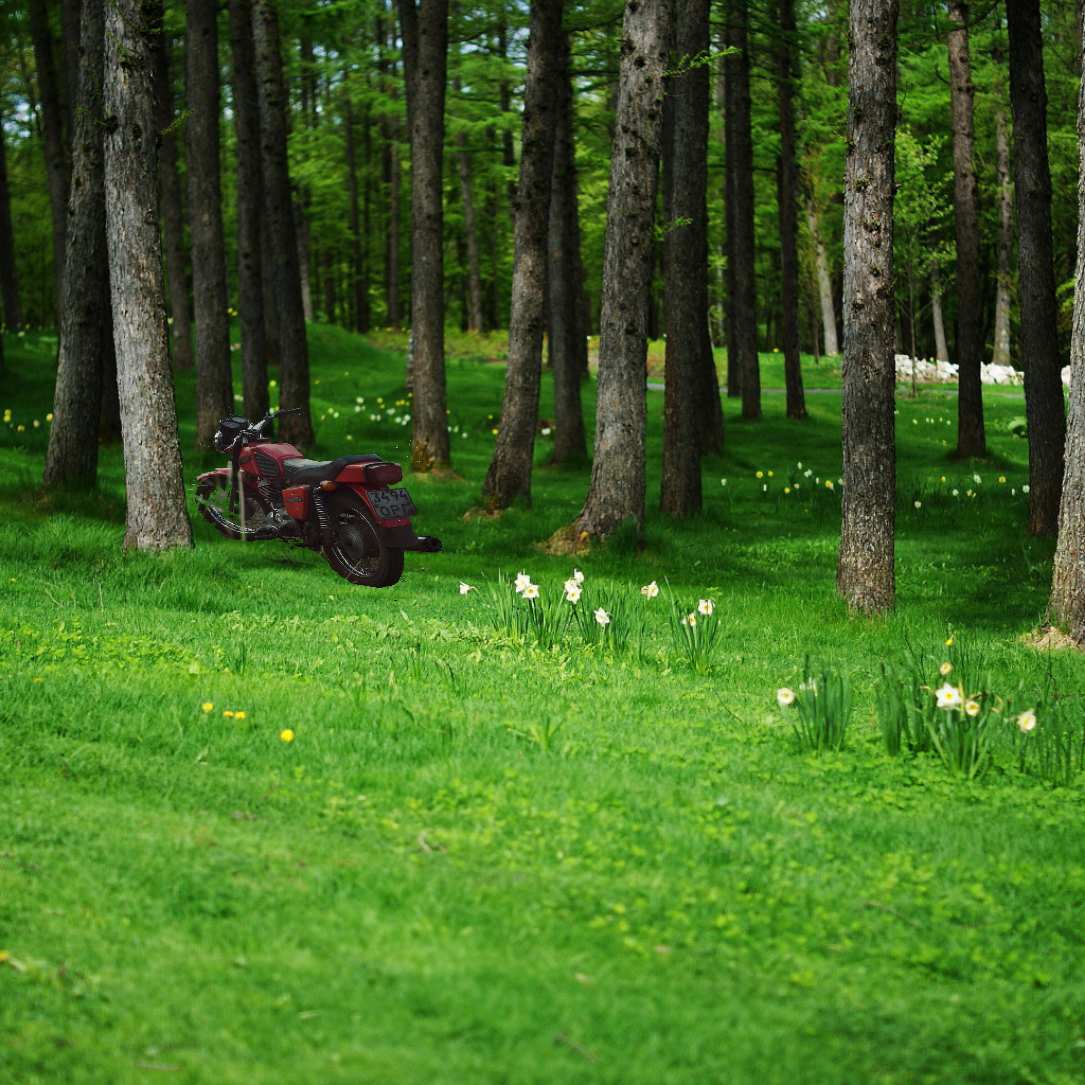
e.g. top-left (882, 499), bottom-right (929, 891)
top-left (3, 325), bottom-right (1085, 1084)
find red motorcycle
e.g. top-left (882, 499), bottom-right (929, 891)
top-left (195, 408), bottom-right (441, 588)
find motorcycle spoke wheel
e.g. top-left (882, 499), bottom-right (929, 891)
top-left (324, 496), bottom-right (404, 588)
top-left (196, 475), bottom-right (271, 540)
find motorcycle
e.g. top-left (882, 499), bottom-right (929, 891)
top-left (194, 407), bottom-right (442, 588)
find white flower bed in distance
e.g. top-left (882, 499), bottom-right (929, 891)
top-left (894, 354), bottom-right (1072, 388)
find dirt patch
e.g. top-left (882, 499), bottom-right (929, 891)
top-left (1022, 626), bottom-right (1082, 653)
top-left (462, 505), bottom-right (505, 522)
top-left (538, 524), bottom-right (594, 557)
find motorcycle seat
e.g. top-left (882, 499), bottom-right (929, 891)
top-left (282, 454), bottom-right (382, 485)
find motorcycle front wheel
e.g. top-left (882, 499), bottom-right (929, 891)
top-left (323, 493), bottom-right (404, 588)
top-left (196, 474), bottom-right (273, 540)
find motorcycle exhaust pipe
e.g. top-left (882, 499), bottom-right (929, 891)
top-left (403, 535), bottom-right (443, 553)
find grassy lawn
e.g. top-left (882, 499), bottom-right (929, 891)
top-left (3, 325), bottom-right (1084, 1084)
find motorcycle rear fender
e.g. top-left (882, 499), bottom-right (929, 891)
top-left (339, 482), bottom-right (412, 529)
top-left (196, 467), bottom-right (262, 491)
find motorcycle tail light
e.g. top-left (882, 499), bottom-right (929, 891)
top-left (365, 462), bottom-right (403, 486)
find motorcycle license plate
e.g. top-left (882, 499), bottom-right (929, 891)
top-left (368, 487), bottom-right (418, 519)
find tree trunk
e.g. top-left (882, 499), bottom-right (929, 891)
top-left (44, 0), bottom-right (109, 489)
top-left (1007, 0), bottom-right (1066, 536)
top-left (661, 0), bottom-right (711, 517)
top-left (322, 249), bottom-right (336, 323)
top-left (992, 108), bottom-right (1013, 369)
top-left (805, 195), bottom-right (839, 356)
top-left (548, 26), bottom-right (587, 464)
top-left (360, 105), bottom-right (373, 334)
top-left (573, 0), bottom-right (670, 540)
top-left (344, 92), bottom-right (367, 334)
top-left (228, 0), bottom-right (268, 423)
top-left (482, 0), bottom-right (562, 509)
top-left (1049, 13), bottom-right (1085, 641)
top-left (947, 0), bottom-right (984, 457)
top-left (0, 105), bottom-right (24, 328)
top-left (253, 0), bottom-right (313, 450)
top-left (724, 0), bottom-right (759, 418)
top-left (187, 0), bottom-right (234, 450)
top-left (455, 110), bottom-right (485, 333)
top-left (836, 0), bottom-right (898, 615)
top-left (931, 266), bottom-right (950, 361)
top-left (103, 0), bottom-right (193, 551)
top-left (29, 0), bottom-right (69, 320)
top-left (776, 0), bottom-right (806, 421)
top-left (295, 199), bottom-right (313, 322)
top-left (155, 30), bottom-right (194, 371)
top-left (399, 0), bottom-right (449, 470)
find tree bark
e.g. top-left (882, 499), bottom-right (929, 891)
top-left (0, 106), bottom-right (24, 328)
top-left (724, 0), bottom-right (759, 418)
top-left (805, 195), bottom-right (839, 356)
top-left (836, 0), bottom-right (898, 615)
top-left (947, 0), bottom-right (984, 457)
top-left (1007, 0), bottom-right (1066, 536)
top-left (1049, 12), bottom-right (1085, 641)
top-left (661, 0), bottom-right (712, 517)
top-left (155, 30), bottom-right (193, 371)
top-left (573, 0), bottom-right (670, 540)
top-left (548, 25), bottom-right (587, 464)
top-left (29, 0), bottom-right (69, 320)
top-left (931, 266), bottom-right (950, 361)
top-left (228, 0), bottom-right (268, 422)
top-left (253, 0), bottom-right (313, 450)
top-left (455, 117), bottom-right (485, 333)
top-left (482, 0), bottom-right (562, 509)
top-left (344, 92), bottom-right (368, 333)
top-left (103, 0), bottom-right (193, 550)
top-left (187, 0), bottom-right (234, 450)
top-left (992, 108), bottom-right (1013, 369)
top-left (399, 0), bottom-right (449, 469)
top-left (776, 0), bottom-right (806, 421)
top-left (44, 0), bottom-right (109, 489)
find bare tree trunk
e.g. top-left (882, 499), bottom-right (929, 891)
top-left (661, 0), bottom-right (712, 517)
top-left (399, 0), bottom-right (449, 469)
top-left (1007, 0), bottom-right (1066, 536)
top-left (1049, 13), bottom-right (1085, 640)
top-left (947, 0), bottom-right (985, 457)
top-left (573, 0), bottom-right (670, 540)
top-left (482, 0), bottom-right (561, 509)
top-left (724, 0), bottom-right (759, 418)
top-left (295, 200), bottom-right (313, 322)
top-left (155, 30), bottom-right (193, 371)
top-left (44, 0), bottom-right (109, 489)
top-left (548, 25), bottom-right (587, 464)
top-left (992, 108), bottom-right (1013, 369)
top-left (29, 0), bottom-right (69, 320)
top-left (322, 249), bottom-right (336, 323)
top-left (104, 0), bottom-right (193, 550)
top-left (455, 121), bottom-right (485, 333)
top-left (344, 92), bottom-right (367, 333)
top-left (187, 0), bottom-right (234, 450)
top-left (229, 0), bottom-right (268, 422)
top-left (777, 0), bottom-right (806, 421)
top-left (805, 195), bottom-right (839, 355)
top-left (0, 106), bottom-right (24, 328)
top-left (254, 0), bottom-right (313, 450)
top-left (837, 0), bottom-right (898, 615)
top-left (931, 266), bottom-right (950, 361)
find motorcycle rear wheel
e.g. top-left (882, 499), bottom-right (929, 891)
top-left (196, 474), bottom-right (273, 540)
top-left (323, 493), bottom-right (404, 588)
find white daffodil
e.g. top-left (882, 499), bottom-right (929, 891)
top-left (697, 598), bottom-right (714, 616)
top-left (459, 582), bottom-right (476, 595)
top-left (935, 683), bottom-right (964, 709)
top-left (641, 581), bottom-right (660, 599)
top-left (939, 662), bottom-right (952, 676)
top-left (1016, 708), bottom-right (1038, 733)
top-left (522, 583), bottom-right (540, 600)
top-left (564, 577), bottom-right (580, 593)
top-left (593, 607), bottom-right (610, 626)
top-left (776, 687), bottom-right (796, 707)
top-left (565, 586), bottom-right (582, 604)
top-left (514, 572), bottom-right (532, 593)
top-left (684, 612), bottom-right (698, 627)
top-left (964, 700), bottom-right (980, 717)
top-left (573, 569), bottom-right (585, 584)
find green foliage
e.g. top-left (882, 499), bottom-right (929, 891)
top-left (779, 658), bottom-right (853, 753)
